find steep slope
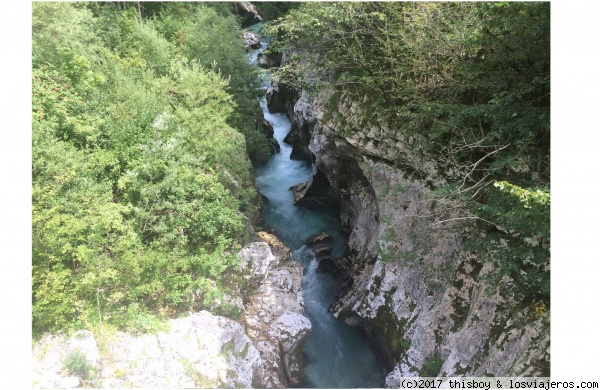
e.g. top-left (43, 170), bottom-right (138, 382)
top-left (32, 236), bottom-right (311, 388)
top-left (263, 2), bottom-right (550, 380)
top-left (274, 85), bottom-right (549, 380)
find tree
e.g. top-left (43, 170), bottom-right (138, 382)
top-left (32, 2), bottom-right (263, 335)
top-left (269, 2), bottom-right (550, 305)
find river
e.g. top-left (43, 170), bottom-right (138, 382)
top-left (250, 32), bottom-right (387, 388)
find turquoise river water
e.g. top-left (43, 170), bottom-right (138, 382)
top-left (251, 37), bottom-right (387, 388)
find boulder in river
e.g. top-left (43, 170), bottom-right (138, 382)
top-left (257, 52), bottom-right (276, 69)
top-left (306, 232), bottom-right (334, 248)
top-left (283, 130), bottom-right (294, 145)
top-left (305, 233), bottom-right (346, 277)
top-left (256, 118), bottom-right (274, 139)
top-left (271, 139), bottom-right (281, 154)
top-left (243, 32), bottom-right (261, 49)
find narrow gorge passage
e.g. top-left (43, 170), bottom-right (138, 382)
top-left (250, 36), bottom-right (388, 388)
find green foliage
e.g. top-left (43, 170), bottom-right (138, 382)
top-left (468, 182), bottom-right (550, 304)
top-left (391, 336), bottom-right (411, 356)
top-left (153, 3), bottom-right (270, 161)
top-left (127, 20), bottom-right (173, 76)
top-left (271, 2), bottom-right (550, 306)
top-left (63, 349), bottom-right (94, 380)
top-left (270, 2), bottom-right (549, 180)
top-left (32, 2), bottom-right (262, 336)
top-left (419, 355), bottom-right (444, 377)
top-left (494, 181), bottom-right (550, 210)
top-left (254, 2), bottom-right (301, 21)
top-left (113, 303), bottom-right (169, 335)
top-left (32, 3), bottom-right (101, 72)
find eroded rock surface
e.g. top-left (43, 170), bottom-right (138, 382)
top-left (240, 237), bottom-right (311, 387)
top-left (278, 78), bottom-right (550, 380)
top-left (32, 330), bottom-right (99, 389)
top-left (33, 312), bottom-right (260, 388)
top-left (32, 239), bottom-right (311, 388)
top-left (266, 83), bottom-right (295, 115)
top-left (243, 32), bottom-right (261, 49)
top-left (234, 2), bottom-right (262, 27)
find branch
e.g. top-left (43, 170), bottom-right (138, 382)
top-left (451, 173), bottom-right (491, 197)
top-left (433, 216), bottom-right (496, 226)
top-left (456, 143), bottom-right (510, 192)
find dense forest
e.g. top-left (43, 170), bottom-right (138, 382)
top-left (32, 0), bottom-right (549, 355)
top-left (267, 2), bottom-right (550, 308)
top-left (32, 2), bottom-right (273, 336)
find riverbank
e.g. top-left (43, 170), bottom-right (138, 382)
top-left (250, 32), bottom-right (388, 387)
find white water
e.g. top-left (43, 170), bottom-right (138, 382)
top-left (250, 34), bottom-right (387, 388)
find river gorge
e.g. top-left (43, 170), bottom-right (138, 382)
top-left (31, 3), bottom-right (550, 388)
top-left (251, 37), bottom-right (388, 386)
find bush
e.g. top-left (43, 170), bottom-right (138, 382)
top-left (32, 2), bottom-right (260, 336)
top-left (419, 355), bottom-right (443, 377)
top-left (63, 348), bottom-right (94, 380)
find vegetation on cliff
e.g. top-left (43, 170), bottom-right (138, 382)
top-left (268, 2), bottom-right (550, 306)
top-left (32, 2), bottom-right (267, 336)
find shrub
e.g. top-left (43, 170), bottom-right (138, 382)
top-left (419, 355), bottom-right (443, 377)
top-left (63, 348), bottom-right (94, 380)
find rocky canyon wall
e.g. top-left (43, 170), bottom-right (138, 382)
top-left (32, 234), bottom-right (310, 389)
top-left (273, 85), bottom-right (550, 382)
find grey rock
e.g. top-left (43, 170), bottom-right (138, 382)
top-left (265, 83), bottom-right (295, 115)
top-left (271, 139), bottom-right (281, 154)
top-left (268, 312), bottom-right (312, 386)
top-left (257, 118), bottom-right (274, 139)
top-left (290, 166), bottom-right (338, 207)
top-left (242, 233), bottom-right (311, 387)
top-left (32, 238), bottom-right (311, 389)
top-left (32, 313), bottom-right (262, 388)
top-left (283, 130), bottom-right (293, 145)
top-left (243, 32), bottom-right (262, 49)
top-left (236, 3), bottom-right (263, 28)
top-left (33, 330), bottom-right (100, 388)
top-left (257, 52), bottom-right (277, 69)
top-left (238, 242), bottom-right (278, 284)
top-left (284, 80), bottom-right (550, 379)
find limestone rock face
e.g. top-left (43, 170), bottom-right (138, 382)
top-left (108, 312), bottom-right (261, 388)
top-left (287, 89), bottom-right (316, 160)
top-left (268, 312), bottom-right (312, 385)
top-left (32, 312), bottom-right (261, 389)
top-left (235, 2), bottom-right (262, 28)
top-left (257, 231), bottom-right (290, 260)
top-left (241, 235), bottom-right (311, 387)
top-left (239, 241), bottom-right (278, 284)
top-left (281, 83), bottom-right (550, 380)
top-left (32, 239), bottom-right (311, 389)
top-left (289, 165), bottom-right (339, 208)
top-left (32, 330), bottom-right (99, 389)
top-left (266, 83), bottom-right (296, 116)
